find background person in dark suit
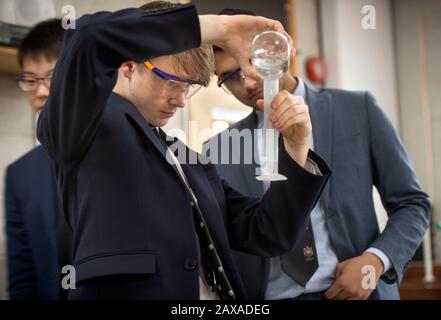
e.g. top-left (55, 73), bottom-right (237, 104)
top-left (37, 1), bottom-right (330, 299)
top-left (4, 19), bottom-right (65, 300)
top-left (205, 8), bottom-right (430, 301)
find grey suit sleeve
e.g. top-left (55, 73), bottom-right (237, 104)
top-left (365, 91), bottom-right (431, 284)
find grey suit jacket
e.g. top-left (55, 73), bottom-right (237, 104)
top-left (203, 84), bottom-right (431, 300)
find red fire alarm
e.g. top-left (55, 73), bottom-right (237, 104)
top-left (306, 57), bottom-right (328, 84)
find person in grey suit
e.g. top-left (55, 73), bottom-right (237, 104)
top-left (203, 8), bottom-right (431, 300)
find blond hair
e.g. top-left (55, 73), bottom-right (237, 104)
top-left (139, 1), bottom-right (214, 86)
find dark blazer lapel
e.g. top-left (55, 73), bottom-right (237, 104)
top-left (180, 152), bottom-right (236, 257)
top-left (306, 85), bottom-right (333, 212)
top-left (109, 93), bottom-right (170, 161)
top-left (180, 156), bottom-right (246, 294)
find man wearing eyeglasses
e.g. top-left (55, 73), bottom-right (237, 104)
top-left (4, 19), bottom-right (65, 299)
top-left (36, 1), bottom-right (331, 300)
top-left (204, 8), bottom-right (430, 301)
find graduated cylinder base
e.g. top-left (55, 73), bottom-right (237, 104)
top-left (255, 78), bottom-right (288, 182)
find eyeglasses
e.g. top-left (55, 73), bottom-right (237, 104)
top-left (144, 61), bottom-right (203, 100)
top-left (16, 72), bottom-right (53, 92)
top-left (217, 68), bottom-right (246, 95)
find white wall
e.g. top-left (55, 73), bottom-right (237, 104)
top-left (321, 0), bottom-right (399, 127)
top-left (294, 0), bottom-right (321, 82)
top-left (394, 0), bottom-right (441, 260)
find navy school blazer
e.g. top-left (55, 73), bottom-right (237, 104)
top-left (5, 146), bottom-right (60, 299)
top-left (37, 4), bottom-right (330, 299)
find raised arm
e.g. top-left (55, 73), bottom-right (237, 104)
top-left (37, 5), bottom-right (201, 163)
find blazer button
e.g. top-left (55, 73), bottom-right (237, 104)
top-left (185, 258), bottom-right (197, 271)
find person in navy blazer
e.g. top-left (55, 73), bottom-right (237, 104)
top-left (37, 2), bottom-right (330, 299)
top-left (205, 8), bottom-right (430, 300)
top-left (5, 147), bottom-right (60, 299)
top-left (4, 19), bottom-right (65, 300)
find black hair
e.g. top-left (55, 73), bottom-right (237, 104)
top-left (139, 1), bottom-right (180, 12)
top-left (217, 8), bottom-right (256, 16)
top-left (18, 18), bottom-right (64, 67)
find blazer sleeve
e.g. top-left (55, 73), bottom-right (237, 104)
top-left (37, 5), bottom-right (201, 164)
top-left (4, 166), bottom-right (39, 300)
top-left (223, 147), bottom-right (331, 257)
top-left (365, 91), bottom-right (431, 284)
